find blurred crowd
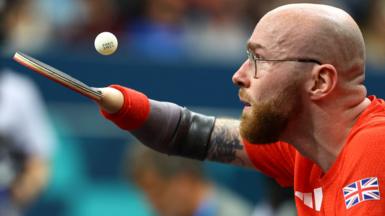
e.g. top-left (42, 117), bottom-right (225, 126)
top-left (128, 144), bottom-right (254, 216)
top-left (0, 0), bottom-right (384, 69)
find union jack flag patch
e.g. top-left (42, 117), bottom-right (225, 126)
top-left (343, 177), bottom-right (380, 209)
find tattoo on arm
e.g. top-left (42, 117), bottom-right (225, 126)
top-left (207, 118), bottom-right (247, 166)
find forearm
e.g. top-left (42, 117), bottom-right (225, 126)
top-left (207, 119), bottom-right (253, 167)
top-left (98, 85), bottom-right (215, 160)
top-left (11, 157), bottom-right (50, 206)
top-left (98, 86), bottom-right (252, 166)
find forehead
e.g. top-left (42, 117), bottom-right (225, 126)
top-left (248, 12), bottom-right (309, 56)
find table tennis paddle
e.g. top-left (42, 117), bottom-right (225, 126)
top-left (13, 52), bottom-right (102, 101)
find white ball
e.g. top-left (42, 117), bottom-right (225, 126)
top-left (94, 32), bottom-right (118, 55)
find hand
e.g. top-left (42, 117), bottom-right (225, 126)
top-left (97, 87), bottom-right (124, 114)
top-left (10, 157), bottom-right (49, 207)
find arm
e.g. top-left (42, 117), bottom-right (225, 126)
top-left (207, 118), bottom-right (253, 167)
top-left (10, 157), bottom-right (50, 206)
top-left (98, 86), bottom-right (297, 187)
top-left (97, 86), bottom-right (253, 167)
top-left (2, 71), bottom-right (56, 206)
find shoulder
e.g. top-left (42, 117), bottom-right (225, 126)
top-left (244, 141), bottom-right (297, 170)
top-left (1, 69), bottom-right (35, 88)
top-left (244, 140), bottom-right (296, 156)
top-left (340, 118), bottom-right (385, 178)
top-left (346, 97), bottom-right (385, 156)
top-left (335, 121), bottom-right (385, 213)
top-left (347, 118), bottom-right (385, 155)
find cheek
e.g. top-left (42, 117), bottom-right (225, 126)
top-left (248, 80), bottom-right (279, 103)
top-left (252, 70), bottom-right (299, 102)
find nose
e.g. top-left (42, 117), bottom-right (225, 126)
top-left (232, 60), bottom-right (250, 88)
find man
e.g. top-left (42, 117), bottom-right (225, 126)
top-left (0, 69), bottom-right (56, 215)
top-left (0, 1), bottom-right (56, 214)
top-left (96, 3), bottom-right (385, 215)
top-left (127, 144), bottom-right (253, 216)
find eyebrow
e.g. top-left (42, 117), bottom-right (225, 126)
top-left (246, 41), bottom-right (266, 51)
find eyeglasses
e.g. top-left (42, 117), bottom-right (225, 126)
top-left (247, 50), bottom-right (322, 78)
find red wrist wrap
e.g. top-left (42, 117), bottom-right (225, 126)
top-left (101, 85), bottom-right (150, 131)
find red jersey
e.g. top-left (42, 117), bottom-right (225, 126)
top-left (244, 96), bottom-right (385, 215)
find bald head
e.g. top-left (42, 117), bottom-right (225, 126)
top-left (234, 4), bottom-right (369, 151)
top-left (251, 3), bottom-right (365, 77)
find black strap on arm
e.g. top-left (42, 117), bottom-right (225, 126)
top-left (131, 100), bottom-right (216, 161)
top-left (168, 108), bottom-right (216, 160)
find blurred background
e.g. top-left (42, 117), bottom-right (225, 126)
top-left (0, 0), bottom-right (384, 215)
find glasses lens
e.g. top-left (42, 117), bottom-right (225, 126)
top-left (247, 51), bottom-right (257, 78)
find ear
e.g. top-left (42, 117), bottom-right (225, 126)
top-left (307, 64), bottom-right (337, 100)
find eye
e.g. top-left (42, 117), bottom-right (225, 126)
top-left (253, 52), bottom-right (263, 60)
top-left (247, 50), bottom-right (264, 63)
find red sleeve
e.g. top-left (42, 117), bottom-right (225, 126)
top-left (244, 140), bottom-right (296, 187)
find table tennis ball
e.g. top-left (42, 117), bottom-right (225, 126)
top-left (94, 32), bottom-right (118, 55)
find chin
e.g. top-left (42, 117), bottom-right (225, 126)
top-left (239, 105), bottom-right (288, 144)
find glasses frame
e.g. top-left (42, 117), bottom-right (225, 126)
top-left (247, 50), bottom-right (322, 78)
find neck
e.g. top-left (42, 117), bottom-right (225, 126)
top-left (282, 97), bottom-right (371, 172)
